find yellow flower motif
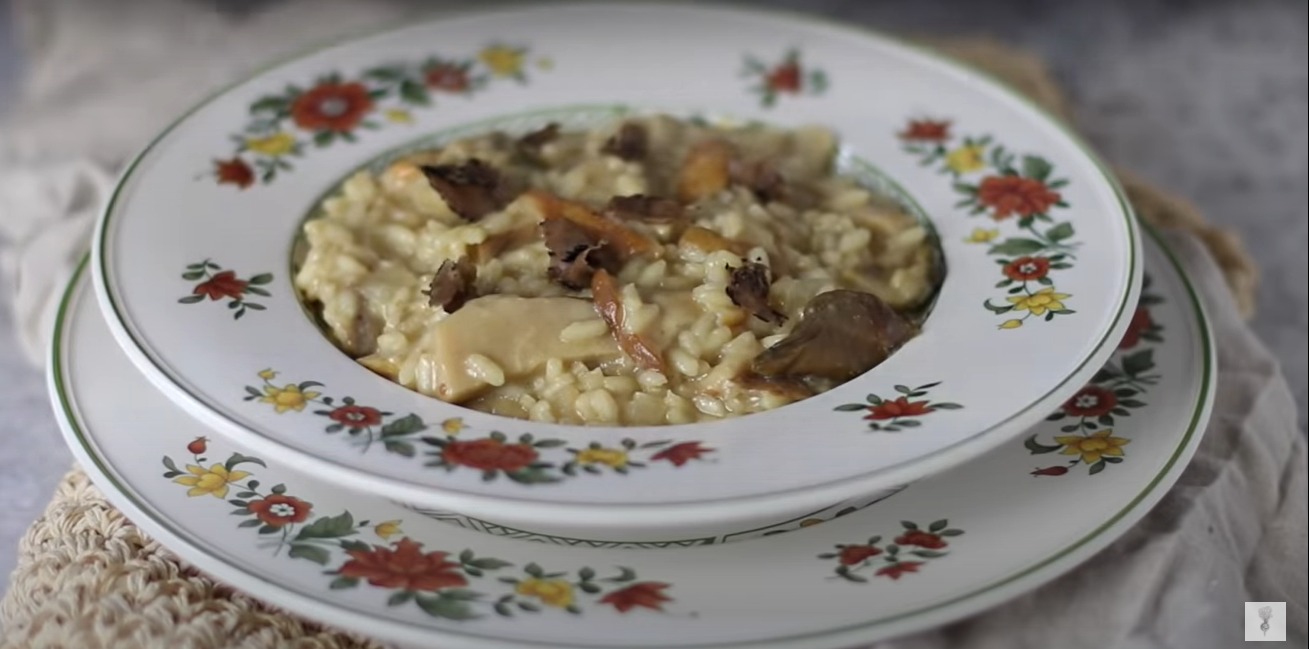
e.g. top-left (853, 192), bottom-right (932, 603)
top-left (259, 384), bottom-right (320, 413)
top-left (1006, 287), bottom-right (1071, 316)
top-left (574, 447), bottom-right (628, 468)
top-left (384, 109), bottom-right (413, 124)
top-left (964, 227), bottom-right (1000, 244)
top-left (245, 132), bottom-right (296, 157)
top-left (1053, 429), bottom-right (1130, 464)
top-left (944, 144), bottom-right (986, 174)
top-left (257, 368), bottom-right (278, 381)
top-left (441, 418), bottom-right (466, 435)
top-left (374, 520), bottom-right (403, 541)
top-left (535, 56), bottom-right (554, 71)
top-left (798, 518), bottom-right (824, 528)
top-left (479, 45), bottom-right (525, 78)
top-left (514, 578), bottom-right (574, 608)
top-left (172, 464), bottom-right (251, 499)
top-left (999, 319), bottom-right (1024, 329)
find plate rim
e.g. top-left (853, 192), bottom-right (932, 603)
top-left (51, 223), bottom-right (1211, 649)
top-left (87, 0), bottom-right (1142, 519)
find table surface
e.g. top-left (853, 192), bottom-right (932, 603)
top-left (0, 0), bottom-right (1305, 621)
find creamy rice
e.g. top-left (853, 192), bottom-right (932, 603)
top-left (294, 115), bottom-right (939, 426)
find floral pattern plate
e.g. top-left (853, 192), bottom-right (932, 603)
top-left (91, 3), bottom-right (1141, 527)
top-left (57, 226), bottom-right (1208, 649)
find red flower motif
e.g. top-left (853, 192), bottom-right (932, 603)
top-left (328, 405), bottom-right (383, 429)
top-left (875, 561), bottom-right (923, 580)
top-left (898, 119), bottom-right (952, 142)
top-left (246, 494), bottom-right (313, 527)
top-left (193, 271), bottom-right (249, 301)
top-left (598, 582), bottom-right (672, 613)
top-left (1062, 386), bottom-right (1117, 417)
top-left (1118, 307), bottom-right (1154, 350)
top-left (865, 397), bottom-right (934, 421)
top-left (338, 538), bottom-right (468, 591)
top-left (187, 437), bottom-right (208, 455)
top-left (894, 530), bottom-right (948, 550)
top-left (1031, 465), bottom-right (1070, 477)
top-left (214, 158), bottom-right (254, 188)
top-left (976, 175), bottom-right (1062, 220)
top-left (424, 64), bottom-right (470, 92)
top-left (838, 545), bottom-right (882, 566)
top-left (1002, 256), bottom-right (1052, 282)
top-left (290, 82), bottom-right (374, 132)
top-left (650, 441), bottom-right (713, 467)
top-left (766, 62), bottom-right (802, 94)
top-left (441, 438), bottom-right (538, 473)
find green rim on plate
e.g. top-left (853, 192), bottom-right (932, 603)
top-left (51, 219), bottom-right (1210, 648)
top-left (89, 1), bottom-right (1142, 513)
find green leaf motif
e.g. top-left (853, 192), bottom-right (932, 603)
top-left (1021, 155), bottom-right (1053, 182)
top-left (380, 414), bottom-right (427, 438)
top-left (225, 453), bottom-right (267, 471)
top-left (329, 576), bottom-right (359, 590)
top-left (287, 543), bottom-right (331, 565)
top-left (1045, 222), bottom-right (1075, 242)
top-left (987, 238), bottom-right (1047, 257)
top-left (1121, 349), bottom-right (1156, 377)
top-left (295, 512), bottom-right (356, 540)
top-left (1024, 434), bottom-right (1063, 454)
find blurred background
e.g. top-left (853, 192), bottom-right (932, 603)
top-left (0, 0), bottom-right (1304, 599)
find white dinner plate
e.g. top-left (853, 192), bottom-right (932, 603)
top-left (54, 226), bottom-right (1208, 649)
top-left (91, 3), bottom-right (1141, 528)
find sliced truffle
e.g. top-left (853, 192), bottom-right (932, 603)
top-left (421, 159), bottom-right (506, 221)
top-left (605, 194), bottom-right (685, 224)
top-left (751, 290), bottom-right (917, 382)
top-left (726, 262), bottom-right (786, 324)
top-left (525, 189), bottom-right (659, 260)
top-left (541, 218), bottom-right (618, 290)
top-left (423, 257), bottom-right (478, 313)
top-left (601, 122), bottom-right (648, 161)
top-left (591, 269), bottom-right (664, 371)
top-left (729, 157), bottom-right (787, 203)
top-left (515, 122), bottom-right (560, 164)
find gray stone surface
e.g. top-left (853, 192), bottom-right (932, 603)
top-left (0, 0), bottom-right (1305, 617)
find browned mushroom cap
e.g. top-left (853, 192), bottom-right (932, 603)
top-left (601, 122), bottom-right (648, 161)
top-left (423, 257), bottom-right (478, 313)
top-left (751, 290), bottom-right (917, 382)
top-left (726, 262), bottom-right (786, 324)
top-left (605, 194), bottom-right (685, 224)
top-left (421, 159), bottom-right (506, 221)
top-left (540, 218), bottom-right (618, 291)
top-left (516, 123), bottom-right (560, 164)
top-left (729, 157), bottom-right (787, 203)
top-left (735, 370), bottom-right (813, 401)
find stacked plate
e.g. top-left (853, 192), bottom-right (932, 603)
top-left (50, 4), bottom-right (1215, 648)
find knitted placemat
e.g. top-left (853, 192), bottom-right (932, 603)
top-left (0, 38), bottom-right (1259, 649)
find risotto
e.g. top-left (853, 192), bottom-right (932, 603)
top-left (294, 115), bottom-right (940, 426)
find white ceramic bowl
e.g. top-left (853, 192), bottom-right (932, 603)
top-left (91, 3), bottom-right (1141, 546)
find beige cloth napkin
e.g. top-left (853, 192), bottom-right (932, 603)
top-left (1, 1), bottom-right (1304, 648)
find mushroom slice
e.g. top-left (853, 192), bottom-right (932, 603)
top-left (729, 157), bottom-right (787, 203)
top-left (751, 290), bottom-right (917, 382)
top-left (601, 121), bottom-right (649, 161)
top-left (423, 257), bottom-right (478, 313)
top-left (590, 269), bottom-right (664, 371)
top-left (420, 158), bottom-right (507, 221)
top-left (677, 139), bottom-right (734, 203)
top-left (725, 262), bottom-right (786, 324)
top-left (525, 189), bottom-right (659, 259)
top-left (605, 194), bottom-right (685, 224)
